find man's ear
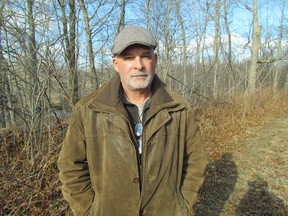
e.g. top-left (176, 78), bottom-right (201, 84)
top-left (112, 57), bottom-right (119, 73)
top-left (155, 53), bottom-right (158, 65)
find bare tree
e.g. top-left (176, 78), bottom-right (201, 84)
top-left (27, 0), bottom-right (38, 96)
top-left (117, 0), bottom-right (126, 33)
top-left (162, 0), bottom-right (173, 83)
top-left (175, 0), bottom-right (188, 98)
top-left (223, 0), bottom-right (235, 95)
top-left (189, 0), bottom-right (213, 101)
top-left (0, 6), bottom-right (8, 128)
top-left (246, 0), bottom-right (261, 95)
top-left (26, 0), bottom-right (39, 164)
top-left (273, 0), bottom-right (285, 94)
top-left (59, 0), bottom-right (79, 105)
top-left (146, 0), bottom-right (152, 30)
top-left (212, 0), bottom-right (221, 99)
top-left (79, 0), bottom-right (98, 88)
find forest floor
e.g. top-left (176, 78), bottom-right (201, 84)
top-left (195, 111), bottom-right (288, 215)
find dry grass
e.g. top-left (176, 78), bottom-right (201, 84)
top-left (195, 89), bottom-right (288, 215)
top-left (0, 124), bottom-right (72, 215)
top-left (1, 89), bottom-right (288, 215)
top-left (196, 89), bottom-right (288, 160)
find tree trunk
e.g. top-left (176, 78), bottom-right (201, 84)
top-left (213, 0), bottom-right (221, 99)
top-left (69, 0), bottom-right (78, 104)
top-left (175, 0), bottom-right (188, 98)
top-left (79, 0), bottom-right (98, 89)
top-left (273, 0), bottom-right (284, 95)
top-left (223, 0), bottom-right (234, 95)
top-left (146, 0), bottom-right (151, 30)
top-left (0, 4), bottom-right (7, 128)
top-left (27, 0), bottom-right (38, 96)
top-left (247, 0), bottom-right (261, 95)
top-left (59, 0), bottom-right (78, 105)
top-left (163, 0), bottom-right (172, 83)
top-left (117, 0), bottom-right (126, 34)
top-left (27, 0), bottom-right (40, 165)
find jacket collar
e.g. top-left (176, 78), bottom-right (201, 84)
top-left (89, 73), bottom-right (180, 115)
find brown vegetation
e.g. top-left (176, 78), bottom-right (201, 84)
top-left (1, 90), bottom-right (288, 215)
top-left (197, 89), bottom-right (288, 160)
top-left (195, 90), bottom-right (288, 215)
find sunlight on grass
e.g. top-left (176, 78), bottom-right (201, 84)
top-left (196, 89), bottom-right (288, 160)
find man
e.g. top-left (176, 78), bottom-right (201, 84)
top-left (58, 25), bottom-right (208, 216)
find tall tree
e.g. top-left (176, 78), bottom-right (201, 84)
top-left (117, 0), bottom-right (126, 33)
top-left (27, 0), bottom-right (38, 96)
top-left (79, 0), bottom-right (98, 88)
top-left (163, 0), bottom-right (172, 83)
top-left (59, 0), bottom-right (79, 105)
top-left (273, 0), bottom-right (285, 94)
top-left (146, 0), bottom-right (152, 30)
top-left (175, 0), bottom-right (188, 98)
top-left (0, 1), bottom-right (7, 128)
top-left (26, 0), bottom-right (40, 164)
top-left (223, 0), bottom-right (234, 95)
top-left (196, 0), bottom-right (213, 99)
top-left (246, 0), bottom-right (261, 95)
top-left (213, 0), bottom-right (221, 99)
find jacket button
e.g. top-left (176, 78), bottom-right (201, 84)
top-left (133, 177), bottom-right (139, 183)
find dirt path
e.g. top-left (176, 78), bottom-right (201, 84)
top-left (195, 113), bottom-right (288, 216)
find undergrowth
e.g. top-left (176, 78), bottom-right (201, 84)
top-left (1, 89), bottom-right (288, 215)
top-left (196, 89), bottom-right (288, 160)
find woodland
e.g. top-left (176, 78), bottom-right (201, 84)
top-left (0, 0), bottom-right (288, 215)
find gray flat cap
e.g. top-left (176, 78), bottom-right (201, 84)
top-left (112, 25), bottom-right (157, 55)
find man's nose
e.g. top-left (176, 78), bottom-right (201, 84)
top-left (133, 57), bottom-right (144, 70)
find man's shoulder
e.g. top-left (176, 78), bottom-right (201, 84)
top-left (77, 89), bottom-right (101, 107)
top-left (72, 86), bottom-right (107, 115)
top-left (74, 75), bottom-right (120, 112)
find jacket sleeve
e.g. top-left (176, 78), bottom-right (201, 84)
top-left (58, 105), bottom-right (94, 216)
top-left (181, 108), bottom-right (208, 216)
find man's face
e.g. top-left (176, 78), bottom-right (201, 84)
top-left (113, 44), bottom-right (157, 92)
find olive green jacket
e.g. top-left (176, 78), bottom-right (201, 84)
top-left (58, 74), bottom-right (208, 216)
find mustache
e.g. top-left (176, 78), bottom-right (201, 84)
top-left (129, 71), bottom-right (148, 76)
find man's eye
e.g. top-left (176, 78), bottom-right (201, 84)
top-left (142, 55), bottom-right (151, 59)
top-left (123, 56), bottom-right (133, 60)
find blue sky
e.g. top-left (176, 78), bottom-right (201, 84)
top-left (121, 0), bottom-right (286, 61)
